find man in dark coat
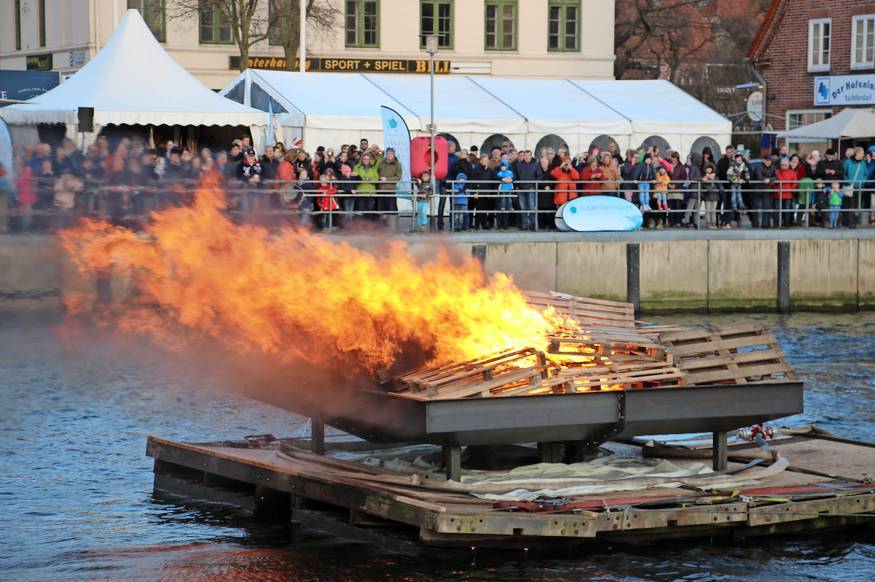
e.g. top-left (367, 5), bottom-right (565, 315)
top-left (436, 140), bottom-right (460, 230)
top-left (715, 145), bottom-right (736, 227)
top-left (513, 150), bottom-right (540, 230)
top-left (750, 156), bottom-right (776, 228)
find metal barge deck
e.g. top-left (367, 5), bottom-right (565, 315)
top-left (146, 430), bottom-right (875, 551)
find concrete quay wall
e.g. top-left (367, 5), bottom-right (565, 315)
top-left (1, 232), bottom-right (874, 314)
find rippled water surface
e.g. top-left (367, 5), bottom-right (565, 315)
top-left (0, 312), bottom-right (873, 581)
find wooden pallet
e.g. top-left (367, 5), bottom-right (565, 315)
top-left (547, 327), bottom-right (667, 362)
top-left (494, 360), bottom-right (686, 397)
top-left (396, 348), bottom-right (549, 401)
top-left (659, 324), bottom-right (797, 385)
top-left (524, 291), bottom-right (635, 328)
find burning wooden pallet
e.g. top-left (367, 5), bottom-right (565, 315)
top-left (524, 291), bottom-right (635, 328)
top-left (548, 327), bottom-right (667, 362)
top-left (659, 324), bottom-right (797, 385)
top-left (396, 348), bottom-right (550, 401)
top-left (392, 349), bottom-right (684, 401)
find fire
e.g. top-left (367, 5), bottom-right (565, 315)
top-left (59, 174), bottom-right (567, 374)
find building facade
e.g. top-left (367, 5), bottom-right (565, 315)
top-left (748, 0), bottom-right (875, 134)
top-left (0, 0), bottom-right (615, 90)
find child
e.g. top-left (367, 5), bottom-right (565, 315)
top-left (414, 171), bottom-right (432, 232)
top-left (452, 172), bottom-right (470, 231)
top-left (496, 161), bottom-right (514, 229)
top-left (828, 181), bottom-right (842, 229)
top-left (654, 167), bottom-right (670, 211)
top-left (635, 153), bottom-right (655, 212)
top-left (726, 153), bottom-right (749, 210)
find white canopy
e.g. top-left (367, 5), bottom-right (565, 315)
top-left (0, 10), bottom-right (267, 131)
top-left (221, 71), bottom-right (731, 155)
top-left (470, 77), bottom-right (632, 136)
top-left (778, 107), bottom-right (875, 140)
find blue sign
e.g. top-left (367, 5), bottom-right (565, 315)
top-left (814, 74), bottom-right (875, 106)
top-left (0, 70), bottom-right (60, 103)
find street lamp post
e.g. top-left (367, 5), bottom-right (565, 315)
top-left (425, 35), bottom-right (438, 229)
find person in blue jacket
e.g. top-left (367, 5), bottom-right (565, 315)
top-left (843, 147), bottom-right (868, 228)
top-left (452, 172), bottom-right (470, 230)
top-left (496, 160), bottom-right (514, 229)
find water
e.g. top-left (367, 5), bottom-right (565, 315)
top-left (0, 312), bottom-right (873, 581)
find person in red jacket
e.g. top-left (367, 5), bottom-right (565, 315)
top-left (550, 158), bottom-right (580, 206)
top-left (316, 168), bottom-right (338, 229)
top-left (773, 157), bottom-right (798, 228)
top-left (579, 156), bottom-right (604, 195)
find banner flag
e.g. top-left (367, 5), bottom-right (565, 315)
top-left (380, 106), bottom-right (412, 196)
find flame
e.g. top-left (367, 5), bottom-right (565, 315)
top-left (59, 174), bottom-right (568, 374)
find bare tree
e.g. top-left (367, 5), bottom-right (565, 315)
top-left (168, 0), bottom-right (272, 71)
top-left (268, 0), bottom-right (341, 71)
top-left (614, 0), bottom-right (714, 79)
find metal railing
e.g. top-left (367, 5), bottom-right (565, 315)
top-left (2, 176), bottom-right (875, 233)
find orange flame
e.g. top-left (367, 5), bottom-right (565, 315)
top-left (59, 175), bottom-right (566, 374)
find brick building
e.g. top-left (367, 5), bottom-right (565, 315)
top-left (748, 0), bottom-right (875, 137)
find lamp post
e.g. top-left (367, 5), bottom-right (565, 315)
top-left (425, 34), bottom-right (438, 227)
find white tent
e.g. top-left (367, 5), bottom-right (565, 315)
top-left (778, 108), bottom-right (875, 140)
top-left (221, 71), bottom-right (731, 155)
top-left (570, 80), bottom-right (731, 155)
top-left (469, 77), bottom-right (632, 153)
top-left (0, 9), bottom-right (268, 147)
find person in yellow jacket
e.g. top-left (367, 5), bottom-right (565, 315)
top-left (353, 152), bottom-right (380, 221)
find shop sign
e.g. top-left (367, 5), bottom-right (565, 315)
top-left (26, 53), bottom-right (53, 71)
top-left (229, 55), bottom-right (452, 74)
top-left (814, 74), bottom-right (875, 106)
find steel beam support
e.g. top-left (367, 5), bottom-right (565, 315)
top-left (777, 241), bottom-right (791, 314)
top-left (538, 442), bottom-right (563, 463)
top-left (471, 244), bottom-right (487, 265)
top-left (443, 445), bottom-right (461, 481)
top-left (311, 416), bottom-right (325, 455)
top-left (626, 243), bottom-right (641, 318)
top-left (713, 430), bottom-right (728, 472)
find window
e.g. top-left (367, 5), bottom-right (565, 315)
top-left (787, 109), bottom-right (832, 142)
top-left (420, 1), bottom-right (452, 49)
top-left (808, 18), bottom-right (831, 72)
top-left (346, 0), bottom-right (379, 48)
top-left (548, 0), bottom-right (579, 52)
top-left (14, 0), bottom-right (21, 50)
top-left (128, 0), bottom-right (166, 42)
top-left (38, 0), bottom-right (46, 47)
top-left (199, 1), bottom-right (232, 44)
top-left (485, 0), bottom-right (516, 51)
top-left (852, 14), bottom-right (875, 69)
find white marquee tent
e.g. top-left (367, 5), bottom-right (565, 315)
top-left (222, 69), bottom-right (730, 156)
top-left (778, 107), bottom-right (875, 140)
top-left (0, 9), bottom-right (269, 148)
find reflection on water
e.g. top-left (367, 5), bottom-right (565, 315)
top-left (0, 312), bottom-right (872, 580)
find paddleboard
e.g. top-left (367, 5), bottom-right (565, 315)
top-left (561, 195), bottom-right (643, 232)
top-left (555, 202), bottom-right (571, 231)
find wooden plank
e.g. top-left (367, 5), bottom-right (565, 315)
top-left (431, 368), bottom-right (545, 400)
top-left (685, 363), bottom-right (795, 385)
top-left (668, 335), bottom-right (780, 358)
top-left (679, 348), bottom-right (786, 370)
top-left (660, 323), bottom-right (768, 343)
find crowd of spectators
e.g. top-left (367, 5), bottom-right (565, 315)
top-left (1, 133), bottom-right (874, 234)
